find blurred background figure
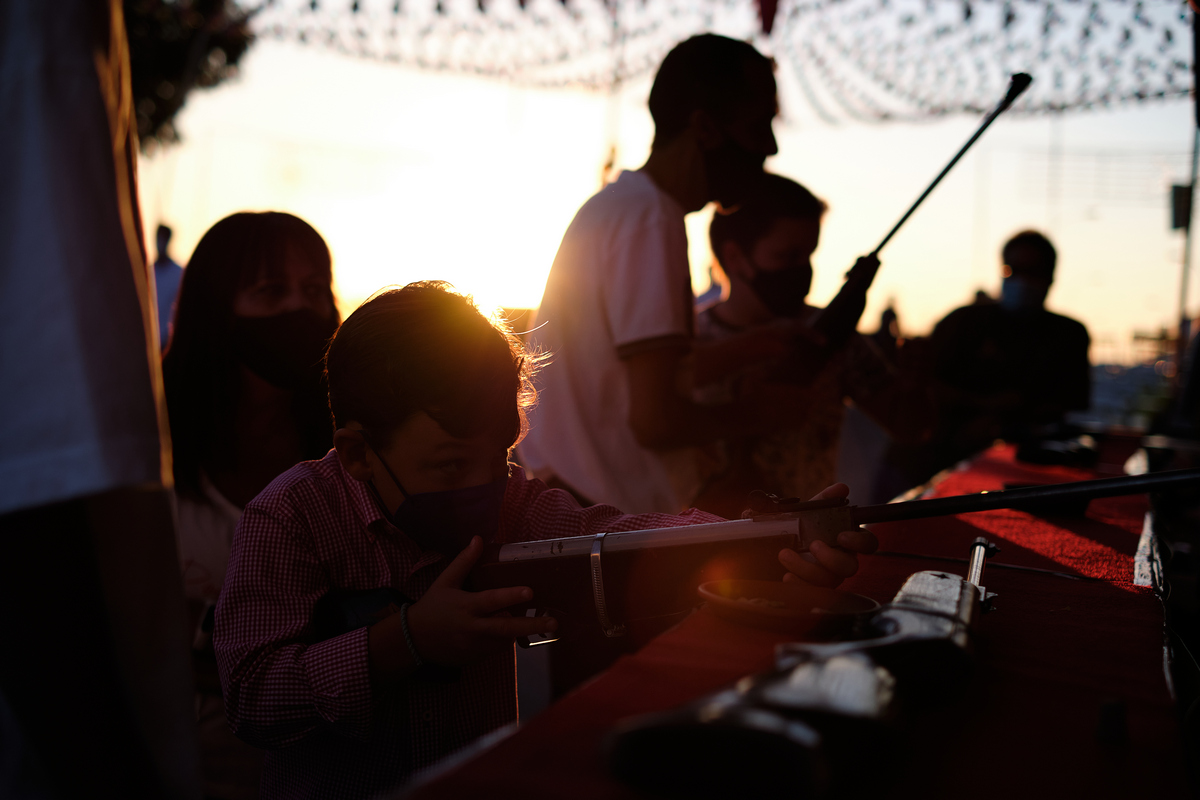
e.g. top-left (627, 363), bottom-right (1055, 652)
top-left (687, 174), bottom-right (934, 517)
top-left (0, 1), bottom-right (200, 797)
top-left (155, 223), bottom-right (184, 350)
top-left (882, 230), bottom-right (1091, 492)
top-left (521, 34), bottom-right (810, 515)
top-left (869, 304), bottom-right (901, 363)
top-left (163, 211), bottom-right (339, 800)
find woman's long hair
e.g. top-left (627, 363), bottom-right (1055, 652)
top-left (162, 212), bottom-right (339, 498)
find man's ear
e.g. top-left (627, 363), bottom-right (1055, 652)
top-left (333, 428), bottom-right (374, 482)
top-left (719, 239), bottom-right (754, 283)
top-left (689, 108), bottom-right (723, 149)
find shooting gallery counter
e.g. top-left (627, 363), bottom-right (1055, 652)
top-left (409, 445), bottom-right (1190, 799)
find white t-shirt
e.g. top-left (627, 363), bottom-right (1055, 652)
top-left (178, 476), bottom-right (243, 609)
top-left (177, 475), bottom-right (243, 649)
top-left (0, 1), bottom-right (169, 515)
top-left (519, 170), bottom-right (694, 513)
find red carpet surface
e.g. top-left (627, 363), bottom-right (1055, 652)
top-left (411, 446), bottom-right (1189, 799)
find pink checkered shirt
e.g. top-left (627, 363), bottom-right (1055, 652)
top-left (213, 450), bottom-right (720, 799)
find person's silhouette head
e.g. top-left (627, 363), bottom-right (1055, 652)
top-left (1000, 230), bottom-right (1056, 312)
top-left (710, 173), bottom-right (826, 320)
top-left (162, 212), bottom-right (339, 495)
top-left (156, 224), bottom-right (173, 261)
top-left (649, 34), bottom-right (777, 209)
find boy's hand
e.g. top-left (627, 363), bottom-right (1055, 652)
top-left (405, 536), bottom-right (557, 668)
top-left (778, 484), bottom-right (878, 588)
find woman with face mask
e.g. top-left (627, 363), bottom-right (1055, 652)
top-left (162, 211), bottom-right (340, 800)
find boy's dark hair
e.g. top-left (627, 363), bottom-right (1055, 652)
top-left (1002, 230), bottom-right (1057, 279)
top-left (325, 282), bottom-right (537, 449)
top-left (649, 34), bottom-right (773, 147)
top-left (709, 173), bottom-right (827, 263)
top-left (163, 211), bottom-right (338, 496)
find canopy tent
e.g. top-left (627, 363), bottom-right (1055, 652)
top-left (253, 0), bottom-right (1192, 122)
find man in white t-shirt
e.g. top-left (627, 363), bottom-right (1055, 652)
top-left (521, 34), bottom-right (805, 514)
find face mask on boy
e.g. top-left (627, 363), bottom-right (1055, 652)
top-left (232, 308), bottom-right (337, 389)
top-left (749, 264), bottom-right (812, 319)
top-left (368, 444), bottom-right (508, 556)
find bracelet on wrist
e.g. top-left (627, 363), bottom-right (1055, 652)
top-left (399, 602), bottom-right (424, 667)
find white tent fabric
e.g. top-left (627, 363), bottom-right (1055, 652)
top-left (254, 0), bottom-right (1192, 121)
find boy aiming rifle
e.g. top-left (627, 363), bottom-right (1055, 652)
top-left (213, 282), bottom-right (877, 799)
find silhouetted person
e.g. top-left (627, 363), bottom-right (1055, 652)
top-left (870, 305), bottom-right (901, 363)
top-left (155, 224), bottom-right (184, 350)
top-left (163, 212), bottom-right (340, 799)
top-left (522, 35), bottom-right (874, 513)
top-left (0, 1), bottom-right (199, 796)
top-left (885, 230), bottom-right (1091, 488)
top-left (686, 174), bottom-right (933, 517)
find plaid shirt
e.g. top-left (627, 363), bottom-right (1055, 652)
top-left (213, 450), bottom-right (719, 799)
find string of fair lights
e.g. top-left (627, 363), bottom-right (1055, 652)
top-left (250, 0), bottom-right (1193, 121)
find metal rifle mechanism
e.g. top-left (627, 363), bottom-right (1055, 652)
top-left (605, 537), bottom-right (998, 798)
top-left (469, 468), bottom-right (1200, 646)
top-left (595, 468), bottom-right (1199, 797)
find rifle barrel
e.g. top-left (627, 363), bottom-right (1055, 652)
top-left (849, 468), bottom-right (1200, 526)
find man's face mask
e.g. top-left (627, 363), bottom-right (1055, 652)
top-left (999, 277), bottom-right (1049, 313)
top-left (749, 262), bottom-right (813, 319)
top-left (704, 136), bottom-right (767, 209)
top-left (369, 443), bottom-right (508, 556)
top-left (232, 307), bottom-right (337, 389)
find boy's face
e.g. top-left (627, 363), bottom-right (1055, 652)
top-left (343, 411), bottom-right (510, 515)
top-left (379, 412), bottom-right (509, 494)
top-left (746, 216), bottom-right (821, 293)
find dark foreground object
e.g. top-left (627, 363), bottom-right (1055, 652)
top-left (607, 538), bottom-right (993, 798)
top-left (410, 446), bottom-right (1189, 800)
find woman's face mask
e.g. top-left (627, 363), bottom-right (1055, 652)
top-left (231, 308), bottom-right (337, 389)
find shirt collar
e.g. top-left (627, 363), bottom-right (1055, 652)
top-left (334, 454), bottom-right (387, 541)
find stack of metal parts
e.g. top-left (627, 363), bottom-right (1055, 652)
top-left (606, 539), bottom-right (997, 798)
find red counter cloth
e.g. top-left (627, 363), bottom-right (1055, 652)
top-left (409, 446), bottom-right (1189, 799)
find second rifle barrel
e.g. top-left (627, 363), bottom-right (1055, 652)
top-left (849, 468), bottom-right (1200, 527)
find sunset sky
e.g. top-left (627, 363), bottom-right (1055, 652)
top-left (138, 39), bottom-right (1196, 364)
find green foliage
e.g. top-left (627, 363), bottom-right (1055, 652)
top-left (125, 0), bottom-right (256, 152)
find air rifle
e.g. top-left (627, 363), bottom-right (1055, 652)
top-left (469, 468), bottom-right (1199, 645)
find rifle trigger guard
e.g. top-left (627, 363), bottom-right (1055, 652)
top-left (590, 531), bottom-right (626, 638)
